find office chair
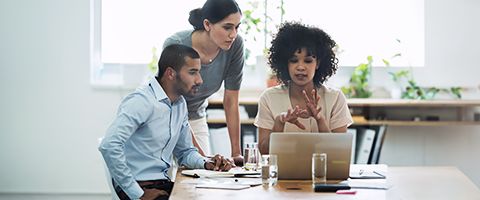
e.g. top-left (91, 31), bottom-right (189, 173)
top-left (97, 138), bottom-right (121, 200)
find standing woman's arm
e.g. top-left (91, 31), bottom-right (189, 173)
top-left (222, 36), bottom-right (245, 165)
top-left (223, 90), bottom-right (242, 163)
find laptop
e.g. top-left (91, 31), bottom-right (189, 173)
top-left (269, 132), bottom-right (353, 180)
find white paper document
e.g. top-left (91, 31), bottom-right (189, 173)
top-left (181, 168), bottom-right (260, 178)
top-left (349, 164), bottom-right (388, 179)
top-left (195, 183), bottom-right (250, 190)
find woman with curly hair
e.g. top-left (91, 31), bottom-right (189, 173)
top-left (254, 22), bottom-right (353, 154)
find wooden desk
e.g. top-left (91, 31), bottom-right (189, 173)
top-left (170, 167), bottom-right (480, 200)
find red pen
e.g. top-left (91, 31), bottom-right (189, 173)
top-left (336, 190), bottom-right (357, 195)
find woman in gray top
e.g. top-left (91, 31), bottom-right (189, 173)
top-left (163, 0), bottom-right (244, 165)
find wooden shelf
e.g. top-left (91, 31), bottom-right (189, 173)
top-left (208, 97), bottom-right (259, 105)
top-left (353, 120), bottom-right (480, 126)
top-left (347, 99), bottom-right (480, 107)
top-left (207, 118), bottom-right (480, 126)
top-left (209, 97), bottom-right (480, 107)
top-left (207, 95), bottom-right (480, 127)
top-left (207, 118), bottom-right (255, 124)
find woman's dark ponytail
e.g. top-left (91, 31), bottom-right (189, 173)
top-left (188, 0), bottom-right (241, 31)
top-left (188, 8), bottom-right (204, 30)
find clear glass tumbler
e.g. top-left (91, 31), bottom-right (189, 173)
top-left (261, 154), bottom-right (278, 186)
top-left (312, 153), bottom-right (327, 185)
top-left (243, 143), bottom-right (260, 171)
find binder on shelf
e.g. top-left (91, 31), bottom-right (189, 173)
top-left (355, 128), bottom-right (375, 164)
top-left (347, 128), bottom-right (357, 164)
top-left (369, 125), bottom-right (387, 164)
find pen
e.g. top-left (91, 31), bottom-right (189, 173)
top-left (373, 171), bottom-right (386, 178)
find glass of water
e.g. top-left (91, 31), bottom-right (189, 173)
top-left (312, 153), bottom-right (327, 185)
top-left (261, 154), bottom-right (278, 186)
top-left (243, 143), bottom-right (260, 171)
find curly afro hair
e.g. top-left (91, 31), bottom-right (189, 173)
top-left (268, 21), bottom-right (338, 87)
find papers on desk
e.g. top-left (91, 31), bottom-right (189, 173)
top-left (349, 164), bottom-right (388, 179)
top-left (345, 164), bottom-right (392, 190)
top-left (181, 168), bottom-right (260, 178)
top-left (343, 179), bottom-right (392, 190)
top-left (181, 168), bottom-right (262, 190)
top-left (181, 176), bottom-right (262, 190)
top-left (196, 184), bottom-right (250, 190)
top-left (182, 177), bottom-right (262, 186)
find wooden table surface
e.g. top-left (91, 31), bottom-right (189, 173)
top-left (170, 166), bottom-right (480, 200)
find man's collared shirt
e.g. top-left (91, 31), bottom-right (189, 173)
top-left (99, 78), bottom-right (205, 199)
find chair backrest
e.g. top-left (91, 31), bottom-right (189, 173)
top-left (98, 138), bottom-right (120, 200)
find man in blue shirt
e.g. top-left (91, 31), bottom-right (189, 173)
top-left (99, 44), bottom-right (235, 200)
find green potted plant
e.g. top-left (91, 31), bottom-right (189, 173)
top-left (384, 46), bottom-right (462, 100)
top-left (341, 56), bottom-right (374, 98)
top-left (388, 69), bottom-right (462, 99)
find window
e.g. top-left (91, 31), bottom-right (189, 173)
top-left (91, 0), bottom-right (424, 88)
top-left (90, 0), bottom-right (204, 88)
top-left (241, 0), bottom-right (425, 67)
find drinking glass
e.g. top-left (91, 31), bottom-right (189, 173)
top-left (243, 143), bottom-right (260, 171)
top-left (261, 154), bottom-right (278, 186)
top-left (312, 153), bottom-right (327, 184)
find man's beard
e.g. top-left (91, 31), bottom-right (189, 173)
top-left (175, 74), bottom-right (199, 97)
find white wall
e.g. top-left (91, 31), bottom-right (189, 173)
top-left (330, 0), bottom-right (480, 187)
top-left (0, 0), bottom-right (479, 195)
top-left (381, 0), bottom-right (480, 186)
top-left (0, 0), bottom-right (121, 193)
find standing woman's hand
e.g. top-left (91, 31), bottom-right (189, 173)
top-left (232, 155), bottom-right (244, 166)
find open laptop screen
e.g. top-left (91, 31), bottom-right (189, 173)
top-left (269, 132), bottom-right (353, 180)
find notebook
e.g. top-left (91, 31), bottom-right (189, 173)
top-left (269, 132), bottom-right (353, 180)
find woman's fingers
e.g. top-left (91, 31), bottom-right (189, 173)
top-left (311, 89), bottom-right (317, 102)
top-left (302, 90), bottom-right (311, 104)
top-left (293, 119), bottom-right (306, 130)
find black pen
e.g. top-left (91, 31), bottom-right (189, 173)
top-left (373, 171), bottom-right (386, 178)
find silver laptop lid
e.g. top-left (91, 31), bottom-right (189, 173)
top-left (269, 132), bottom-right (353, 180)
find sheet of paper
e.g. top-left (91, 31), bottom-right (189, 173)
top-left (181, 177), bottom-right (262, 186)
top-left (181, 168), bottom-right (260, 178)
top-left (196, 183), bottom-right (250, 190)
top-left (343, 179), bottom-right (392, 190)
top-left (349, 164), bottom-right (388, 179)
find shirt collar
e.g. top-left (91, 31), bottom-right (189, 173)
top-left (149, 77), bottom-right (185, 104)
top-left (149, 77), bottom-right (168, 102)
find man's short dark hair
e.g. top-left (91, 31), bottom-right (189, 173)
top-left (157, 44), bottom-right (200, 78)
